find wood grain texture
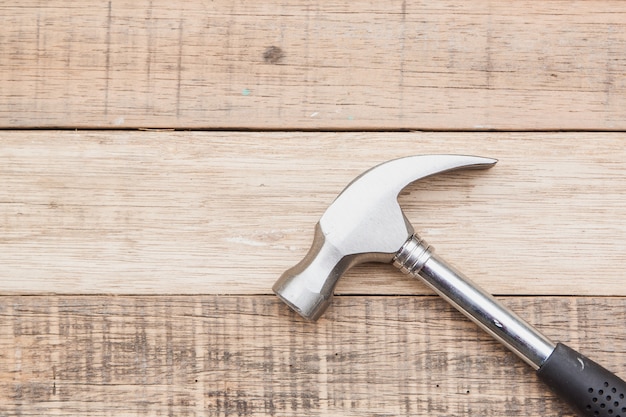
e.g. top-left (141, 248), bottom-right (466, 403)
top-left (2, 295), bottom-right (625, 417)
top-left (3, 131), bottom-right (626, 296)
top-left (4, 2), bottom-right (626, 417)
top-left (1, 1), bottom-right (626, 130)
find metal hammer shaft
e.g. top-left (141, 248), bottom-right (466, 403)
top-left (394, 234), bottom-right (555, 369)
top-left (394, 233), bottom-right (626, 417)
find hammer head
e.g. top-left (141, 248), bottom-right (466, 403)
top-left (273, 154), bottom-right (497, 321)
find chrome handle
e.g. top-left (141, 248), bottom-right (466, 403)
top-left (394, 234), bottom-right (556, 369)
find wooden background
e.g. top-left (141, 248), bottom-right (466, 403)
top-left (2, 1), bottom-right (626, 416)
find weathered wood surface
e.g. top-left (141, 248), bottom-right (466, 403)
top-left (2, 131), bottom-right (626, 296)
top-left (4, 2), bottom-right (626, 416)
top-left (2, 1), bottom-right (626, 130)
top-left (2, 295), bottom-right (625, 417)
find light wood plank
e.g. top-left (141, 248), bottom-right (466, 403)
top-left (1, 1), bottom-right (625, 129)
top-left (1, 295), bottom-right (625, 416)
top-left (2, 131), bottom-right (626, 296)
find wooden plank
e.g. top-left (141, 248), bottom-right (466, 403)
top-left (2, 131), bottom-right (626, 295)
top-left (1, 295), bottom-right (625, 416)
top-left (1, 1), bottom-right (625, 130)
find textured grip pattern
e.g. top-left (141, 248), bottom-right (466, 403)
top-left (587, 381), bottom-right (625, 416)
top-left (537, 343), bottom-right (626, 417)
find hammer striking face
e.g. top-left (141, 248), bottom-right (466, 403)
top-left (273, 155), bottom-right (626, 417)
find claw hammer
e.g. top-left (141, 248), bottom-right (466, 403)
top-left (273, 155), bottom-right (626, 417)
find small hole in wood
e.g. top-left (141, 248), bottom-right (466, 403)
top-left (263, 46), bottom-right (284, 64)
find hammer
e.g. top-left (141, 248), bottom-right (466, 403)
top-left (273, 155), bottom-right (626, 417)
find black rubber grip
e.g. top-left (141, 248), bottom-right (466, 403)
top-left (537, 343), bottom-right (626, 417)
